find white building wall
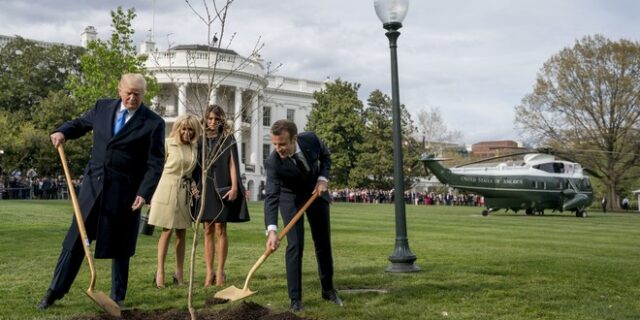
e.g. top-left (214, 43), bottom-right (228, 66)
top-left (144, 45), bottom-right (324, 200)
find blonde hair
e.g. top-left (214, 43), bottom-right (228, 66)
top-left (170, 114), bottom-right (201, 144)
top-left (118, 73), bottom-right (147, 93)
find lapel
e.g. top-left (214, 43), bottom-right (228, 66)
top-left (297, 136), bottom-right (314, 172)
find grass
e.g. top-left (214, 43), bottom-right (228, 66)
top-left (1, 200), bottom-right (640, 319)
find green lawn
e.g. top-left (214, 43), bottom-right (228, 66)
top-left (1, 200), bottom-right (639, 319)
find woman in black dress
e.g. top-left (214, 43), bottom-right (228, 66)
top-left (194, 105), bottom-right (249, 287)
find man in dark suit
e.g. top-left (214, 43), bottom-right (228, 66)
top-left (264, 119), bottom-right (342, 312)
top-left (37, 73), bottom-right (165, 309)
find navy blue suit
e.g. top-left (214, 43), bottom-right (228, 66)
top-left (48, 98), bottom-right (165, 302)
top-left (264, 132), bottom-right (335, 300)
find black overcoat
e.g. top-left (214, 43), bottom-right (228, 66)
top-left (193, 134), bottom-right (250, 222)
top-left (56, 99), bottom-right (165, 258)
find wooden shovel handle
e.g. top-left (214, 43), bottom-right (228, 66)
top-left (57, 144), bottom-right (98, 290)
top-left (265, 192), bottom-right (320, 257)
top-left (240, 192), bottom-right (320, 291)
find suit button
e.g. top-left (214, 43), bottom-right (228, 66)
top-left (97, 176), bottom-right (101, 181)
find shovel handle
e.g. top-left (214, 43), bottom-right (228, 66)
top-left (263, 191), bottom-right (320, 258)
top-left (240, 192), bottom-right (320, 291)
top-left (57, 145), bottom-right (98, 290)
top-left (277, 192), bottom-right (319, 242)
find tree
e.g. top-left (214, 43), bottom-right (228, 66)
top-left (416, 106), bottom-right (463, 152)
top-left (306, 79), bottom-right (365, 187)
top-left (32, 91), bottom-right (90, 175)
top-left (349, 89), bottom-right (419, 189)
top-left (66, 7), bottom-right (158, 111)
top-left (0, 37), bottom-right (83, 119)
top-left (350, 90), bottom-right (392, 188)
top-left (0, 36), bottom-right (83, 175)
top-left (515, 34), bottom-right (640, 209)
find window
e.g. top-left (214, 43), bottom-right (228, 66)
top-left (263, 144), bottom-right (271, 164)
top-left (533, 162), bottom-right (564, 174)
top-left (241, 142), bottom-right (246, 164)
top-left (286, 109), bottom-right (295, 121)
top-left (263, 106), bottom-right (271, 126)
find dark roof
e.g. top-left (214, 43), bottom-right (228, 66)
top-left (170, 44), bottom-right (237, 56)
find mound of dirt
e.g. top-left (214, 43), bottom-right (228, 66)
top-left (70, 301), bottom-right (313, 320)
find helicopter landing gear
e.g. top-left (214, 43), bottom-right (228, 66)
top-left (575, 208), bottom-right (588, 218)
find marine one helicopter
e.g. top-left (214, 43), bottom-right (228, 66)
top-left (420, 152), bottom-right (594, 217)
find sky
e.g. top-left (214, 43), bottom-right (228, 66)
top-left (2, 0), bottom-right (640, 145)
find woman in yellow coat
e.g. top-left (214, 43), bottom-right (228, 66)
top-left (148, 114), bottom-right (200, 288)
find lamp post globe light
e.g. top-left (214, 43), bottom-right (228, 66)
top-left (374, 0), bottom-right (419, 273)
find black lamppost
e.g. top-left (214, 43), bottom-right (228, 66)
top-left (374, 0), bottom-right (419, 273)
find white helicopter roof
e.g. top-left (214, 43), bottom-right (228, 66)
top-left (523, 153), bottom-right (556, 164)
top-left (451, 153), bottom-right (584, 177)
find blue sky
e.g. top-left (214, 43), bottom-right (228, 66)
top-left (2, 0), bottom-right (639, 144)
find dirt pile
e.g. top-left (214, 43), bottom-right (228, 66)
top-left (70, 301), bottom-right (313, 320)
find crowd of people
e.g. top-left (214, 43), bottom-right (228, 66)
top-left (330, 188), bottom-right (485, 206)
top-left (0, 174), bottom-right (82, 200)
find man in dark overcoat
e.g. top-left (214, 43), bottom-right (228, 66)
top-left (264, 119), bottom-right (342, 312)
top-left (37, 73), bottom-right (165, 309)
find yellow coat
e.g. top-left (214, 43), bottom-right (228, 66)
top-left (148, 137), bottom-right (197, 229)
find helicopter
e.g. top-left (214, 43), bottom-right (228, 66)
top-left (420, 152), bottom-right (594, 217)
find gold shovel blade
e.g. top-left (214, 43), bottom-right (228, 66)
top-left (86, 289), bottom-right (121, 317)
top-left (214, 285), bottom-right (256, 301)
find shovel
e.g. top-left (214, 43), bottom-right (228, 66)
top-left (214, 192), bottom-right (320, 301)
top-left (57, 145), bottom-right (121, 317)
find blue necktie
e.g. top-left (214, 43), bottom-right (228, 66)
top-left (114, 109), bottom-right (128, 135)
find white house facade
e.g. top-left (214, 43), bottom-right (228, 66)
top-left (138, 40), bottom-right (325, 201)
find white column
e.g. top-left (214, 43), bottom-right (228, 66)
top-left (250, 91), bottom-right (259, 167)
top-left (234, 87), bottom-right (243, 168)
top-left (247, 92), bottom-right (262, 202)
top-left (209, 85), bottom-right (217, 105)
top-left (178, 82), bottom-right (187, 116)
top-left (252, 91), bottom-right (263, 166)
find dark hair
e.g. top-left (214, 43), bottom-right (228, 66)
top-left (271, 119), bottom-right (297, 137)
top-left (205, 105), bottom-right (230, 136)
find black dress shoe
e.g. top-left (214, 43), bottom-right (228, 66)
top-left (322, 289), bottom-right (344, 306)
top-left (290, 299), bottom-right (302, 312)
top-left (37, 289), bottom-right (62, 310)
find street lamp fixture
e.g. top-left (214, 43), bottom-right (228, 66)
top-left (374, 0), bottom-right (419, 273)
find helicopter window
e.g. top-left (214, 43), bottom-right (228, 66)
top-left (533, 162), bottom-right (565, 173)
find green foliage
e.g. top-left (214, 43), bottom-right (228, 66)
top-left (2, 200), bottom-right (640, 319)
top-left (66, 7), bottom-right (158, 113)
top-left (0, 37), bottom-right (83, 119)
top-left (306, 80), bottom-right (365, 187)
top-left (515, 34), bottom-right (640, 208)
top-left (349, 90), bottom-right (419, 189)
top-left (350, 90), bottom-right (394, 188)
